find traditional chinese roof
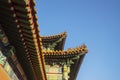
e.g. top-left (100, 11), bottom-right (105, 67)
top-left (43, 44), bottom-right (88, 80)
top-left (43, 44), bottom-right (88, 59)
top-left (41, 32), bottom-right (67, 50)
top-left (0, 0), bottom-right (88, 80)
top-left (0, 0), bottom-right (46, 80)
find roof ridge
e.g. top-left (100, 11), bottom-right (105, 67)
top-left (41, 32), bottom-right (67, 39)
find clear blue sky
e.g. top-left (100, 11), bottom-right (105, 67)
top-left (35, 0), bottom-right (120, 80)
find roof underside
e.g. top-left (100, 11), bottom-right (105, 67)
top-left (43, 44), bottom-right (88, 80)
top-left (0, 0), bottom-right (47, 80)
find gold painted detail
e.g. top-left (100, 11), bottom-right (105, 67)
top-left (43, 44), bottom-right (88, 55)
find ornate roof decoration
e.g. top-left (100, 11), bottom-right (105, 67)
top-left (0, 0), bottom-right (88, 80)
top-left (41, 32), bottom-right (67, 39)
top-left (41, 32), bottom-right (67, 50)
top-left (43, 44), bottom-right (88, 80)
top-left (43, 44), bottom-right (88, 58)
top-left (0, 0), bottom-right (47, 80)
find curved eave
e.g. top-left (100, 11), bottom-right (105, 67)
top-left (43, 44), bottom-right (88, 80)
top-left (41, 32), bottom-right (67, 50)
top-left (41, 32), bottom-right (67, 39)
top-left (0, 0), bottom-right (47, 80)
top-left (43, 44), bottom-right (88, 59)
top-left (69, 54), bottom-right (86, 80)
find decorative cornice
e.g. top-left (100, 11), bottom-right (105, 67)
top-left (41, 32), bottom-right (67, 39)
top-left (43, 44), bottom-right (88, 58)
